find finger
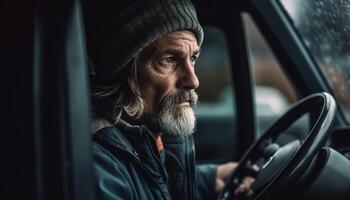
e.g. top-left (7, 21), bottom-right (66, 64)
top-left (241, 177), bottom-right (255, 197)
top-left (241, 176), bottom-right (255, 186)
top-left (234, 183), bottom-right (248, 195)
top-left (234, 177), bottom-right (255, 196)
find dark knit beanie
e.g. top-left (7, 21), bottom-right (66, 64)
top-left (83, 0), bottom-right (203, 83)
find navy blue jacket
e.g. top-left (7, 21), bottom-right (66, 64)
top-left (92, 119), bottom-right (217, 200)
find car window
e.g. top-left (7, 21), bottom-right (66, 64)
top-left (195, 27), bottom-right (235, 117)
top-left (193, 26), bottom-right (238, 163)
top-left (279, 0), bottom-right (350, 122)
top-left (242, 13), bottom-right (298, 136)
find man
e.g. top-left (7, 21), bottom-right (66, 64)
top-left (83, 0), bottom-right (253, 199)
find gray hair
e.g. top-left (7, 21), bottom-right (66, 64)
top-left (90, 57), bottom-right (144, 124)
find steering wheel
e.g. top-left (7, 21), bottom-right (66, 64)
top-left (218, 92), bottom-right (336, 200)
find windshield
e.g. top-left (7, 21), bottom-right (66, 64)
top-left (279, 0), bottom-right (350, 121)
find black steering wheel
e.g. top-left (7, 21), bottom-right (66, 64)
top-left (218, 92), bottom-right (336, 200)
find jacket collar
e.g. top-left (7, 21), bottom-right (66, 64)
top-left (92, 115), bottom-right (140, 160)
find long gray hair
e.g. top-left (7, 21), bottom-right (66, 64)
top-left (90, 58), bottom-right (144, 124)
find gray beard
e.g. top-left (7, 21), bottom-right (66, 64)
top-left (147, 90), bottom-right (198, 138)
top-left (157, 104), bottom-right (196, 137)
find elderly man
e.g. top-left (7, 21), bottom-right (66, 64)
top-left (83, 0), bottom-right (253, 199)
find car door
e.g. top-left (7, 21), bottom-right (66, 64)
top-left (192, 0), bottom-right (305, 165)
top-left (193, 0), bottom-right (350, 165)
top-left (194, 0), bottom-right (350, 199)
top-left (1, 1), bottom-right (95, 200)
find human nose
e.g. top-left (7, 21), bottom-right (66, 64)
top-left (178, 61), bottom-right (199, 90)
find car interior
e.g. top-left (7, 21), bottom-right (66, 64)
top-left (1, 0), bottom-right (350, 200)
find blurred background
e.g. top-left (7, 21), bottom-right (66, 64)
top-left (193, 13), bottom-right (298, 163)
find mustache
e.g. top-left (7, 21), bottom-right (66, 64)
top-left (158, 90), bottom-right (198, 113)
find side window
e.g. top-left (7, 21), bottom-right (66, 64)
top-left (280, 0), bottom-right (350, 122)
top-left (242, 13), bottom-right (299, 136)
top-left (194, 26), bottom-right (237, 164)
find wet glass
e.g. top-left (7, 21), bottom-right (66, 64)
top-left (280, 0), bottom-right (350, 121)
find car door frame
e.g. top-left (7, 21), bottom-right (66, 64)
top-left (1, 0), bottom-right (96, 200)
top-left (194, 1), bottom-right (257, 160)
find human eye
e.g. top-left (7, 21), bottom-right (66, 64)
top-left (159, 56), bottom-right (178, 68)
top-left (190, 54), bottom-right (199, 65)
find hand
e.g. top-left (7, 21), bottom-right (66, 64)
top-left (215, 162), bottom-right (238, 192)
top-left (233, 176), bottom-right (254, 197)
top-left (215, 162), bottom-right (255, 199)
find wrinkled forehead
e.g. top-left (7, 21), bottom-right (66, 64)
top-left (140, 31), bottom-right (199, 59)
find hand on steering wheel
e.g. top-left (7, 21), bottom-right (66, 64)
top-left (218, 93), bottom-right (336, 200)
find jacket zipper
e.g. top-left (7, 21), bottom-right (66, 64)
top-left (143, 129), bottom-right (172, 200)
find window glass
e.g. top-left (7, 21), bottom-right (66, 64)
top-left (280, 0), bottom-right (350, 121)
top-left (196, 27), bottom-right (233, 113)
top-left (194, 26), bottom-right (237, 163)
top-left (242, 13), bottom-right (298, 136)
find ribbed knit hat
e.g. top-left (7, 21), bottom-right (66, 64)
top-left (83, 0), bottom-right (203, 83)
